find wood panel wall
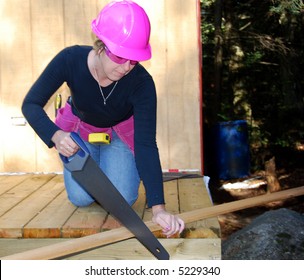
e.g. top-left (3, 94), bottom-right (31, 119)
top-left (0, 0), bottom-right (202, 173)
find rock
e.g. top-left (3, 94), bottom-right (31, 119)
top-left (222, 208), bottom-right (304, 259)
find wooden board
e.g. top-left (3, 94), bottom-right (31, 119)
top-left (31, 0), bottom-right (66, 172)
top-left (0, 238), bottom-right (221, 260)
top-left (162, 0), bottom-right (201, 170)
top-left (62, 203), bottom-right (108, 238)
top-left (0, 174), bottom-right (55, 217)
top-left (23, 191), bottom-right (77, 238)
top-left (0, 0), bottom-right (202, 173)
top-left (2, 182), bottom-right (304, 260)
top-left (0, 174), bottom-right (32, 195)
top-left (0, 174), bottom-right (56, 237)
top-left (4, 185), bottom-right (304, 260)
top-left (0, 174), bottom-right (220, 239)
top-left (0, 0), bottom-right (35, 172)
top-left (179, 178), bottom-right (220, 238)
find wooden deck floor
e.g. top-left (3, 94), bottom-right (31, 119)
top-left (0, 173), bottom-right (221, 259)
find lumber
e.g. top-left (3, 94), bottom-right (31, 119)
top-left (0, 174), bottom-right (55, 219)
top-left (179, 186), bottom-right (304, 225)
top-left (179, 177), bottom-right (218, 233)
top-left (23, 191), bottom-right (76, 238)
top-left (0, 175), bottom-right (63, 238)
top-left (2, 185), bottom-right (304, 260)
top-left (0, 174), bottom-right (32, 195)
top-left (61, 203), bottom-right (107, 238)
top-left (0, 238), bottom-right (221, 260)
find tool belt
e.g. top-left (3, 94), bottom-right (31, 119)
top-left (54, 99), bottom-right (135, 153)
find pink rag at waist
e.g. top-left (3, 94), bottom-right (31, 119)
top-left (55, 102), bottom-right (134, 153)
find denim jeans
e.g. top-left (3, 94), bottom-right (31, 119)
top-left (63, 131), bottom-right (140, 207)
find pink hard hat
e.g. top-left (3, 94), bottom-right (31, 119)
top-left (91, 0), bottom-right (151, 61)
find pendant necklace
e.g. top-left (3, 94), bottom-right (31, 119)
top-left (94, 67), bottom-right (118, 105)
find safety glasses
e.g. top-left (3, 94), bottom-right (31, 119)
top-left (104, 46), bottom-right (138, 65)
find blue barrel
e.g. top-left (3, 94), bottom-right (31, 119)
top-left (214, 120), bottom-right (250, 180)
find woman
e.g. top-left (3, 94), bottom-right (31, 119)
top-left (22, 0), bottom-right (184, 237)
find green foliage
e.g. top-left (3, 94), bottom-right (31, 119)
top-left (244, 51), bottom-right (263, 65)
top-left (270, 0), bottom-right (304, 15)
top-left (201, 22), bottom-right (215, 44)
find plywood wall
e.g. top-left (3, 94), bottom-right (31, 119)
top-left (0, 0), bottom-right (202, 173)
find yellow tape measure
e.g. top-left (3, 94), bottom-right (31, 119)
top-left (88, 133), bottom-right (111, 144)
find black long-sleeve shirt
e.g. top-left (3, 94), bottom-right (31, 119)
top-left (22, 45), bottom-right (164, 207)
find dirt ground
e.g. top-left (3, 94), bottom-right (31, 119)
top-left (209, 167), bottom-right (304, 240)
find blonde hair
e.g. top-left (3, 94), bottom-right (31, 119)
top-left (93, 38), bottom-right (105, 52)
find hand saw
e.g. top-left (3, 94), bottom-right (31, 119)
top-left (60, 132), bottom-right (169, 260)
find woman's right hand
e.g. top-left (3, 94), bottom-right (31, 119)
top-left (51, 130), bottom-right (79, 157)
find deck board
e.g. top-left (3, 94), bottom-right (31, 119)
top-left (23, 190), bottom-right (76, 238)
top-left (0, 174), bottom-right (220, 239)
top-left (0, 174), bottom-right (32, 195)
top-left (132, 182), bottom-right (147, 219)
top-left (178, 177), bottom-right (219, 238)
top-left (0, 175), bottom-right (63, 228)
top-left (0, 238), bottom-right (221, 260)
top-left (0, 174), bottom-right (56, 237)
top-left (162, 180), bottom-right (180, 214)
top-left (62, 203), bottom-right (108, 238)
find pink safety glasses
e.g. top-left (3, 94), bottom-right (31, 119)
top-left (104, 46), bottom-right (138, 65)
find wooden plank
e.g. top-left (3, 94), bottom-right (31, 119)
top-left (142, 208), bottom-right (153, 223)
top-left (0, 239), bottom-right (66, 258)
top-left (0, 238), bottom-right (221, 260)
top-left (24, 190), bottom-right (76, 238)
top-left (137, 0), bottom-right (202, 171)
top-left (139, 0), bottom-right (170, 168)
top-left (23, 178), bottom-right (158, 237)
top-left (30, 0), bottom-right (66, 172)
top-left (0, 175), bottom-right (64, 238)
top-left (0, 0), bottom-right (35, 172)
top-left (66, 238), bottom-right (221, 260)
top-left (62, 203), bottom-right (107, 238)
top-left (0, 174), bottom-right (55, 218)
top-left (0, 174), bottom-right (32, 195)
top-left (163, 180), bottom-right (180, 214)
top-left (63, 0), bottom-right (99, 46)
top-left (178, 178), bottom-right (220, 238)
top-left (179, 186), bottom-right (304, 224)
top-left (0, 176), bottom-right (8, 182)
top-left (179, 178), bottom-right (212, 211)
top-left (164, 0), bottom-right (201, 170)
top-left (132, 182), bottom-right (147, 219)
top-left (142, 180), bottom-right (179, 222)
top-left (0, 174), bottom-right (56, 237)
top-left (3, 186), bottom-right (304, 260)
top-left (101, 215), bottom-right (122, 231)
top-left (0, 175), bottom-right (217, 239)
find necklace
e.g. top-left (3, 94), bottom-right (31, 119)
top-left (93, 67), bottom-right (118, 105)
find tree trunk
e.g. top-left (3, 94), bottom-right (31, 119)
top-left (265, 156), bottom-right (281, 193)
top-left (212, 0), bottom-right (223, 124)
top-left (223, 0), bottom-right (251, 121)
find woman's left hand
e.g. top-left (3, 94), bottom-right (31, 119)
top-left (152, 204), bottom-right (185, 237)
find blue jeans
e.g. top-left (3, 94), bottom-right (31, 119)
top-left (63, 131), bottom-right (140, 207)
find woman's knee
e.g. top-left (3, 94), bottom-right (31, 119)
top-left (127, 196), bottom-right (138, 206)
top-left (67, 192), bottom-right (94, 207)
top-left (63, 169), bottom-right (95, 207)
